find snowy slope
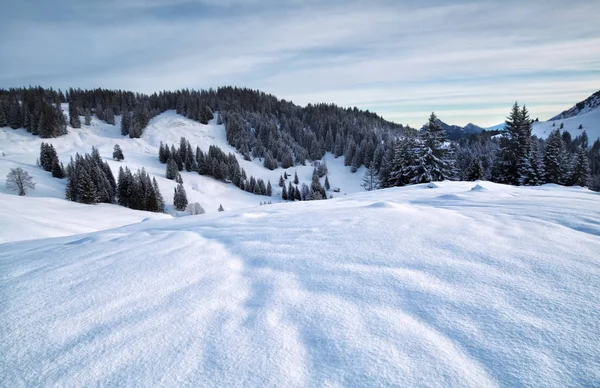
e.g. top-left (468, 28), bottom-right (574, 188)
top-left (0, 108), bottom-right (365, 241)
top-left (0, 193), bottom-right (171, 244)
top-left (550, 90), bottom-right (600, 120)
top-left (1, 182), bottom-right (599, 387)
top-left (531, 106), bottom-right (600, 142)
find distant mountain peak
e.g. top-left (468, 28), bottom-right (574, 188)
top-left (422, 118), bottom-right (485, 140)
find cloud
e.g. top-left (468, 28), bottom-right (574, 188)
top-left (1, 0), bottom-right (599, 127)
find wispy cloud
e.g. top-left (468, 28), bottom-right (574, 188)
top-left (1, 0), bottom-right (599, 126)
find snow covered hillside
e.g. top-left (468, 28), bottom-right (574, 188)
top-left (0, 108), bottom-right (365, 241)
top-left (1, 182), bottom-right (599, 387)
top-left (485, 92), bottom-right (600, 142)
top-left (531, 106), bottom-right (600, 142)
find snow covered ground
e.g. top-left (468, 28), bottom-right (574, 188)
top-left (1, 181), bottom-right (599, 387)
top-left (0, 109), bottom-right (365, 241)
top-left (0, 109), bottom-right (365, 216)
top-left (532, 107), bottom-right (600, 142)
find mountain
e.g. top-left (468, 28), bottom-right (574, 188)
top-left (549, 90), bottom-right (600, 121)
top-left (485, 90), bottom-right (600, 142)
top-left (422, 119), bottom-right (485, 140)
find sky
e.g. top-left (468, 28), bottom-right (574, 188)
top-left (1, 0), bottom-right (599, 127)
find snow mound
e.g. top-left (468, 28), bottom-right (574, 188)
top-left (470, 184), bottom-right (488, 192)
top-left (364, 201), bottom-right (402, 209)
top-left (1, 182), bottom-right (599, 386)
top-left (426, 182), bottom-right (438, 188)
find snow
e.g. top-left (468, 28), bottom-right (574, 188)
top-left (532, 107), bottom-right (600, 143)
top-left (0, 109), bottom-right (365, 241)
top-left (1, 181), bottom-right (599, 386)
top-left (485, 106), bottom-right (600, 143)
top-left (0, 193), bottom-right (170, 243)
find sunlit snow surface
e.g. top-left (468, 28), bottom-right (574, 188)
top-left (1, 181), bottom-right (599, 387)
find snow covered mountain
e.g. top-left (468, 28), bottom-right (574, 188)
top-left (0, 108), bottom-right (366, 242)
top-left (549, 90), bottom-right (600, 121)
top-left (422, 119), bottom-right (485, 140)
top-left (1, 181), bottom-right (599, 386)
top-left (485, 91), bottom-right (600, 142)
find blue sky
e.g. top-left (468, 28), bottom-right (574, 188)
top-left (1, 0), bottom-right (599, 127)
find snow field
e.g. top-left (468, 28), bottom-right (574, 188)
top-left (1, 181), bottom-right (599, 387)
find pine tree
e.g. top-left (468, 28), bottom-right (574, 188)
top-left (152, 178), bottom-right (165, 212)
top-left (493, 102), bottom-right (530, 185)
top-left (544, 130), bottom-right (567, 184)
top-left (288, 182), bottom-right (294, 200)
top-left (571, 148), bottom-right (591, 187)
top-left (84, 109), bottom-right (92, 126)
top-left (173, 183), bottom-right (188, 211)
top-left (324, 176), bottom-right (330, 190)
top-left (69, 100), bottom-right (81, 128)
top-left (282, 184), bottom-right (288, 200)
top-left (294, 185), bottom-right (302, 201)
top-left (410, 113), bottom-right (453, 183)
top-left (218, 204), bottom-right (224, 212)
top-left (113, 144), bottom-right (124, 161)
top-left (104, 107), bottom-right (115, 125)
top-left (121, 111), bottom-right (131, 136)
top-left (77, 168), bottom-right (100, 204)
top-left (51, 158), bottom-right (65, 178)
top-left (166, 157), bottom-right (179, 180)
top-left (294, 171), bottom-right (299, 185)
top-left (266, 181), bottom-right (272, 196)
top-left (465, 158), bottom-right (484, 181)
top-left (279, 175), bottom-right (285, 187)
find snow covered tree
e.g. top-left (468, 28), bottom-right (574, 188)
top-left (121, 111), bottom-right (131, 136)
top-left (77, 168), bottom-right (101, 204)
top-left (281, 184), bottom-right (288, 200)
top-left (166, 157), bottom-right (179, 180)
top-left (464, 158), bottom-right (484, 181)
top-left (187, 202), bottom-right (205, 215)
top-left (387, 135), bottom-right (419, 187)
top-left (112, 144), bottom-right (124, 161)
top-left (279, 175), bottom-right (285, 187)
top-left (266, 181), bottom-right (272, 196)
top-left (84, 108), bottom-right (92, 126)
top-left (571, 148), bottom-right (591, 187)
top-left (51, 158), bottom-right (65, 179)
top-left (152, 178), bottom-right (165, 212)
top-left (6, 167), bottom-right (35, 196)
top-left (69, 100), bottom-right (81, 128)
top-left (409, 113), bottom-right (453, 184)
top-left (362, 164), bottom-right (380, 191)
top-left (218, 204), bottom-right (224, 212)
top-left (40, 142), bottom-right (58, 172)
top-left (173, 183), bottom-right (188, 211)
top-left (263, 151), bottom-right (277, 170)
top-left (544, 129), bottom-right (568, 184)
top-left (294, 171), bottom-right (299, 185)
top-left (317, 161), bottom-right (328, 177)
top-left (493, 102), bottom-right (531, 185)
top-left (324, 175), bottom-right (330, 190)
